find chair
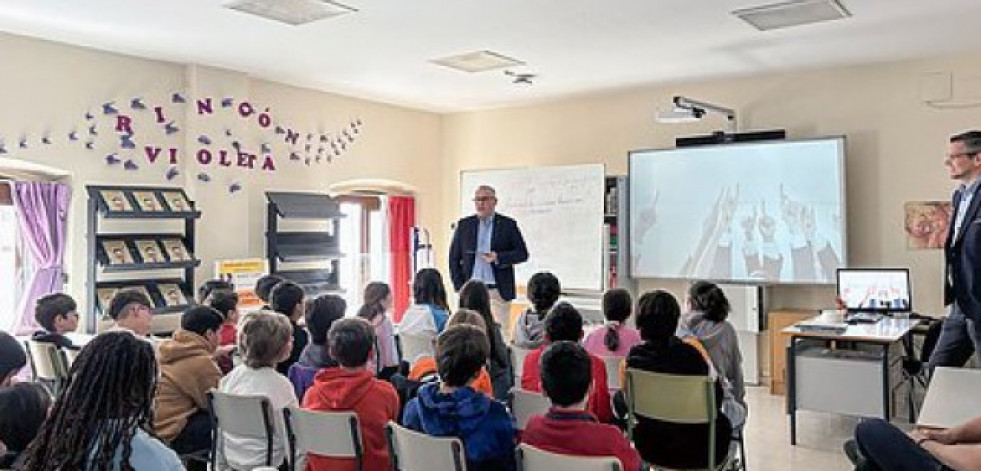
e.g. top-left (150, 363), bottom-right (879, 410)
top-left (24, 340), bottom-right (70, 395)
top-left (283, 406), bottom-right (362, 471)
top-left (208, 390), bottom-right (277, 470)
top-left (509, 345), bottom-right (534, 385)
top-left (508, 388), bottom-right (551, 431)
top-left (623, 368), bottom-right (733, 471)
top-left (63, 347), bottom-right (80, 366)
top-left (385, 421), bottom-right (467, 471)
top-left (397, 334), bottom-right (434, 365)
top-left (515, 443), bottom-right (621, 471)
top-left (600, 356), bottom-right (623, 390)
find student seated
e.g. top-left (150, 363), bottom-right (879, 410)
top-left (289, 294), bottom-right (346, 399)
top-left (20, 332), bottom-right (184, 470)
top-left (32, 293), bottom-right (80, 350)
top-left (254, 274), bottom-right (284, 310)
top-left (0, 382), bottom-right (51, 469)
top-left (407, 309), bottom-right (494, 397)
top-left (302, 318), bottom-right (400, 471)
top-left (402, 324), bottom-right (517, 471)
top-left (270, 280), bottom-right (308, 375)
top-left (0, 331), bottom-right (27, 387)
top-left (207, 288), bottom-right (240, 347)
top-left (458, 280), bottom-right (511, 400)
top-left (678, 281), bottom-right (747, 412)
top-left (625, 290), bottom-right (732, 469)
top-left (154, 305), bottom-right (224, 467)
top-left (583, 288), bottom-right (642, 358)
top-left (521, 341), bottom-right (641, 471)
top-left (847, 416), bottom-right (981, 471)
top-left (397, 268), bottom-right (451, 361)
top-left (106, 289), bottom-right (155, 338)
top-left (521, 303), bottom-right (613, 423)
top-left (513, 271), bottom-right (561, 349)
top-left (357, 282), bottom-right (399, 379)
top-left (219, 311), bottom-right (298, 469)
top-left (198, 278), bottom-right (233, 304)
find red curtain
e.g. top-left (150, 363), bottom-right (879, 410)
top-left (388, 196), bottom-right (415, 322)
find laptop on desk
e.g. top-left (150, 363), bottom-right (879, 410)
top-left (837, 268), bottom-right (913, 323)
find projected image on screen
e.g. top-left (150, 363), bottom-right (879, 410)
top-left (629, 138), bottom-right (846, 284)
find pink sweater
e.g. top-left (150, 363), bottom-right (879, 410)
top-left (582, 325), bottom-right (642, 358)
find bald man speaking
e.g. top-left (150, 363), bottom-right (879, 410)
top-left (449, 185), bottom-right (529, 333)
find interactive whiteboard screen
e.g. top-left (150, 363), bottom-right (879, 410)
top-left (460, 164), bottom-right (605, 292)
top-left (629, 138), bottom-right (846, 284)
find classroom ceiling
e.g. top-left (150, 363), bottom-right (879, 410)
top-left (0, 0), bottom-right (980, 112)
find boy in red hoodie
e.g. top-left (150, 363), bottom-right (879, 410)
top-left (301, 317), bottom-right (399, 471)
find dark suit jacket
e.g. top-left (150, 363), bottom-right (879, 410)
top-left (945, 185), bottom-right (981, 321)
top-left (448, 213), bottom-right (528, 301)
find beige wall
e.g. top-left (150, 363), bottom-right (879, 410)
top-left (442, 53), bottom-right (981, 316)
top-left (0, 32), bottom-right (442, 331)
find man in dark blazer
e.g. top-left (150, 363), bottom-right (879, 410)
top-left (449, 185), bottom-right (529, 330)
top-left (930, 130), bottom-right (981, 369)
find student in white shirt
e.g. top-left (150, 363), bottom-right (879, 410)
top-left (397, 268), bottom-right (451, 362)
top-left (218, 310), bottom-right (298, 469)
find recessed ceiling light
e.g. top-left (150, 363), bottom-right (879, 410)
top-left (225, 0), bottom-right (357, 26)
top-left (431, 50), bottom-right (525, 73)
top-left (732, 0), bottom-right (850, 31)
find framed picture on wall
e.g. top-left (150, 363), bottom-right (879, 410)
top-left (162, 191), bottom-right (192, 212)
top-left (158, 283), bottom-right (188, 307)
top-left (135, 239), bottom-right (164, 263)
top-left (133, 191), bottom-right (163, 212)
top-left (101, 240), bottom-right (134, 265)
top-left (162, 238), bottom-right (191, 261)
top-left (96, 287), bottom-right (118, 314)
top-left (100, 190), bottom-right (133, 212)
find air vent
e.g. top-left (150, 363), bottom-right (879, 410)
top-left (225, 0), bottom-right (357, 26)
top-left (732, 0), bottom-right (850, 31)
top-left (431, 50), bottom-right (525, 73)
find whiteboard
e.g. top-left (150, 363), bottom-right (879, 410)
top-left (460, 164), bottom-right (605, 292)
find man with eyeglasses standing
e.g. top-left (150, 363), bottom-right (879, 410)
top-left (930, 130), bottom-right (981, 370)
top-left (449, 185), bottom-right (529, 337)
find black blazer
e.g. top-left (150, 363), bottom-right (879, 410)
top-left (448, 213), bottom-right (528, 301)
top-left (945, 185), bottom-right (981, 320)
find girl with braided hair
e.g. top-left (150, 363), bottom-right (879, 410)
top-left (21, 331), bottom-right (184, 471)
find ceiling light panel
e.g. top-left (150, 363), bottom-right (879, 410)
top-left (733, 0), bottom-right (851, 31)
top-left (225, 0), bottom-right (357, 26)
top-left (431, 50), bottom-right (525, 73)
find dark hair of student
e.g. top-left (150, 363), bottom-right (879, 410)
top-left (0, 332), bottom-right (26, 383)
top-left (270, 281), bottom-right (305, 318)
top-left (254, 274), bottom-right (285, 303)
top-left (540, 341), bottom-right (592, 407)
top-left (197, 279), bottom-right (234, 303)
top-left (527, 272), bottom-right (561, 319)
top-left (635, 290), bottom-right (681, 342)
top-left (21, 332), bottom-right (158, 471)
top-left (208, 289), bottom-right (239, 319)
top-left (458, 280), bottom-right (500, 365)
top-left (34, 293), bottom-right (77, 332)
top-left (357, 282), bottom-right (391, 322)
top-left (544, 302), bottom-right (584, 343)
top-left (180, 305), bottom-right (225, 336)
top-left (0, 382), bottom-right (51, 453)
top-left (413, 268), bottom-right (449, 311)
top-left (435, 324), bottom-right (490, 388)
top-left (601, 288), bottom-right (632, 352)
top-left (328, 318), bottom-right (376, 368)
top-left (688, 281), bottom-right (731, 322)
top-left (107, 290), bottom-right (152, 321)
top-left (306, 294), bottom-right (347, 346)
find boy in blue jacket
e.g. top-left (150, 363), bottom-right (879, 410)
top-left (402, 324), bottom-right (516, 471)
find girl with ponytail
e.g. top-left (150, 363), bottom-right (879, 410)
top-left (583, 288), bottom-right (641, 358)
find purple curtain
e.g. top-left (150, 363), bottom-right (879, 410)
top-left (11, 181), bottom-right (70, 335)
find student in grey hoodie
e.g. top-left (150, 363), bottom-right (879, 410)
top-left (512, 272), bottom-right (560, 349)
top-left (677, 281), bottom-right (746, 409)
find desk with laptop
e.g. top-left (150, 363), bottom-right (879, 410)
top-left (784, 268), bottom-right (922, 445)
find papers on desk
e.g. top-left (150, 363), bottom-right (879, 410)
top-left (794, 318), bottom-right (848, 335)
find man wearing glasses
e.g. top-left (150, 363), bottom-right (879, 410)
top-left (931, 130), bottom-right (981, 369)
top-left (449, 185), bottom-right (529, 332)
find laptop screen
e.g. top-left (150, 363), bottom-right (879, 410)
top-left (836, 268), bottom-right (912, 312)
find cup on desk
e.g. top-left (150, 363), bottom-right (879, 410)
top-left (820, 309), bottom-right (845, 323)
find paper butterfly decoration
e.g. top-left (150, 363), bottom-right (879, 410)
top-left (289, 152), bottom-right (300, 161)
top-left (85, 141), bottom-right (95, 150)
top-left (84, 112), bottom-right (94, 120)
top-left (68, 130), bottom-right (78, 141)
top-left (198, 135), bottom-right (211, 145)
top-left (229, 182), bottom-right (242, 193)
top-left (41, 135), bottom-right (52, 145)
top-left (102, 102), bottom-right (118, 115)
top-left (89, 125), bottom-right (98, 136)
top-left (261, 143), bottom-right (271, 154)
top-left (197, 173), bottom-right (211, 182)
top-left (275, 126), bottom-right (285, 135)
top-left (123, 159), bottom-right (139, 170)
top-left (166, 166), bottom-right (180, 180)
top-left (165, 121), bottom-right (180, 135)
top-left (105, 154), bottom-right (121, 165)
top-left (172, 93), bottom-right (186, 103)
top-left (120, 135), bottom-right (136, 149)
top-left (130, 98), bottom-right (146, 110)
top-left (19, 138), bottom-right (27, 149)
top-left (221, 98), bottom-right (234, 108)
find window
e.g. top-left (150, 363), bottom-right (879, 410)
top-left (336, 195), bottom-right (390, 310)
top-left (0, 183), bottom-right (18, 331)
